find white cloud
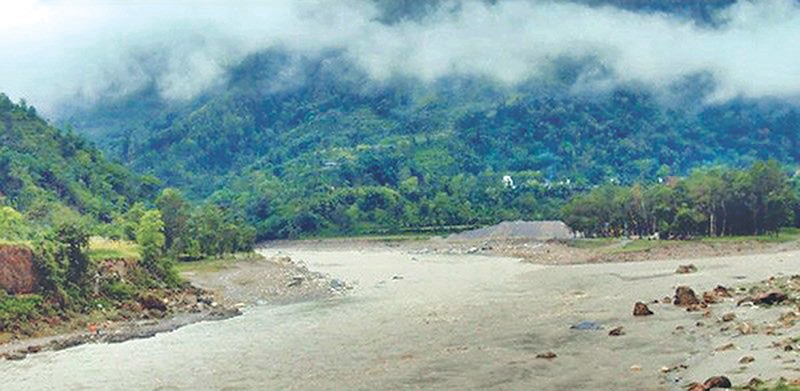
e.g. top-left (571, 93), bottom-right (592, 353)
top-left (1, 0), bottom-right (799, 114)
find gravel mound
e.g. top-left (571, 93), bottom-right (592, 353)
top-left (448, 220), bottom-right (573, 241)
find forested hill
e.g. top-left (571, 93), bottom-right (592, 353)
top-left (60, 49), bottom-right (800, 239)
top-left (0, 94), bottom-right (158, 224)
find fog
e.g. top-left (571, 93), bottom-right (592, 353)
top-left (1, 0), bottom-right (799, 114)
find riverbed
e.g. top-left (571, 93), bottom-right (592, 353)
top-left (2, 246), bottom-right (798, 390)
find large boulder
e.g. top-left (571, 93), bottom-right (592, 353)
top-left (674, 286), bottom-right (700, 307)
top-left (0, 245), bottom-right (39, 294)
top-left (633, 302), bottom-right (654, 316)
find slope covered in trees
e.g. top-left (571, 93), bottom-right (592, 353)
top-left (63, 50), bottom-right (800, 239)
top-left (0, 94), bottom-right (159, 226)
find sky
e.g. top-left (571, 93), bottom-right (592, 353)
top-left (1, 0), bottom-right (800, 114)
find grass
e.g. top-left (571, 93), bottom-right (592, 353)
top-left (88, 237), bottom-right (141, 261)
top-left (175, 252), bottom-right (264, 274)
top-left (560, 238), bottom-right (617, 249)
top-left (698, 227), bottom-right (800, 244)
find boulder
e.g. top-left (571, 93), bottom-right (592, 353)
top-left (535, 351), bottom-right (557, 359)
top-left (633, 302), bottom-right (654, 316)
top-left (675, 264), bottom-right (698, 274)
top-left (721, 313), bottom-right (736, 322)
top-left (138, 293), bottom-right (167, 312)
top-left (571, 321), bottom-right (603, 331)
top-left (751, 291), bottom-right (787, 306)
top-left (608, 326), bottom-right (625, 336)
top-left (0, 245), bottom-right (39, 294)
top-left (703, 376), bottom-right (732, 389)
top-left (713, 285), bottom-right (732, 298)
top-left (674, 286), bottom-right (700, 307)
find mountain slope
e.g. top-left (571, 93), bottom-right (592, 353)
top-left (0, 94), bottom-right (158, 223)
top-left (64, 51), bottom-right (800, 238)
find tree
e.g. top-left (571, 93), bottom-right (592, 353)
top-left (53, 217), bottom-right (90, 284)
top-left (136, 210), bottom-right (166, 276)
top-left (155, 188), bottom-right (191, 253)
top-left (0, 206), bottom-right (27, 241)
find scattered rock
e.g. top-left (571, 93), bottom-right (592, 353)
top-left (703, 376), bottom-right (732, 389)
top-left (713, 285), bottom-right (733, 298)
top-left (715, 342), bottom-right (735, 351)
top-left (571, 321), bottom-right (603, 331)
top-left (608, 326), bottom-right (625, 336)
top-left (674, 286), bottom-right (701, 307)
top-left (138, 293), bottom-right (167, 312)
top-left (739, 356), bottom-right (755, 364)
top-left (752, 291), bottom-right (787, 306)
top-left (633, 302), bottom-right (654, 316)
top-left (737, 322), bottom-right (754, 335)
top-left (287, 276), bottom-right (304, 287)
top-left (738, 291), bottom-right (787, 306)
top-left (535, 351), bottom-right (557, 359)
top-left (4, 351), bottom-right (26, 361)
top-left (676, 264), bottom-right (698, 274)
top-left (721, 313), bottom-right (736, 322)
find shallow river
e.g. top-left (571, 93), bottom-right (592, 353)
top-left (2, 248), bottom-right (798, 390)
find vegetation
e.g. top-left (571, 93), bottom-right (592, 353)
top-left (64, 51), bottom-right (800, 239)
top-left (561, 161), bottom-right (799, 238)
top-left (0, 97), bottom-right (254, 337)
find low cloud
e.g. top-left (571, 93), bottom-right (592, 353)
top-left (1, 0), bottom-right (799, 114)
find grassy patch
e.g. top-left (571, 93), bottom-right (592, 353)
top-left (175, 252), bottom-right (264, 274)
top-left (698, 228), bottom-right (800, 244)
top-left (560, 238), bottom-right (617, 249)
top-left (88, 237), bottom-right (140, 261)
top-left (607, 239), bottom-right (674, 254)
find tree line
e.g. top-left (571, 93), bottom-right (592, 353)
top-left (561, 161), bottom-right (800, 238)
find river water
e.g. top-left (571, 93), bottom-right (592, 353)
top-left (3, 248), bottom-right (796, 390)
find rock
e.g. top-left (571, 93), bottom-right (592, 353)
top-left (751, 291), bottom-right (787, 306)
top-left (391, 275), bottom-right (404, 280)
top-left (661, 296), bottom-right (672, 304)
top-left (329, 278), bottom-right (347, 290)
top-left (737, 322), bottom-right (753, 335)
top-left (715, 342), bottom-right (735, 351)
top-left (138, 293), bottom-right (167, 312)
top-left (674, 286), bottom-right (701, 307)
top-left (287, 276), bottom-right (304, 287)
top-left (721, 313), bottom-right (736, 322)
top-left (687, 383), bottom-right (706, 391)
top-left (629, 365), bottom-right (641, 372)
top-left (738, 356), bottom-right (755, 364)
top-left (713, 285), bottom-right (732, 298)
top-left (4, 351), bottom-right (26, 361)
top-left (571, 321), bottom-right (603, 331)
top-left (608, 326), bottom-right (625, 336)
top-left (633, 302), bottom-right (654, 316)
top-left (676, 264), bottom-right (698, 274)
top-left (703, 291), bottom-right (720, 304)
top-left (703, 376), bottom-right (732, 389)
top-left (535, 351), bottom-right (557, 359)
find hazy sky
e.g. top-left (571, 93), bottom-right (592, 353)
top-left (1, 0), bottom-right (799, 114)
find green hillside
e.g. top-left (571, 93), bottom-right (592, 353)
top-left (64, 52), bottom-right (800, 239)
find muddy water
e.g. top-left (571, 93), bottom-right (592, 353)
top-left (2, 248), bottom-right (797, 390)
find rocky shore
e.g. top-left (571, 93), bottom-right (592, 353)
top-left (0, 252), bottom-right (348, 362)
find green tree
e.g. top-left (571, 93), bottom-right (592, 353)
top-left (136, 210), bottom-right (166, 276)
top-left (155, 188), bottom-right (191, 253)
top-left (0, 206), bottom-right (27, 241)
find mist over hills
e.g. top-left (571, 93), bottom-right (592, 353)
top-left (4, 0), bottom-right (800, 238)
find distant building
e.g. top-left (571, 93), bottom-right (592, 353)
top-left (502, 175), bottom-right (516, 189)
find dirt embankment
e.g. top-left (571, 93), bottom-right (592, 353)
top-left (0, 245), bottom-right (39, 294)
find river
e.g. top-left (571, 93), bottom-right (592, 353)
top-left (3, 247), bottom-right (797, 390)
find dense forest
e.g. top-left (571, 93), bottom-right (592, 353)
top-left (562, 161), bottom-right (800, 238)
top-left (64, 49), bottom-right (799, 239)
